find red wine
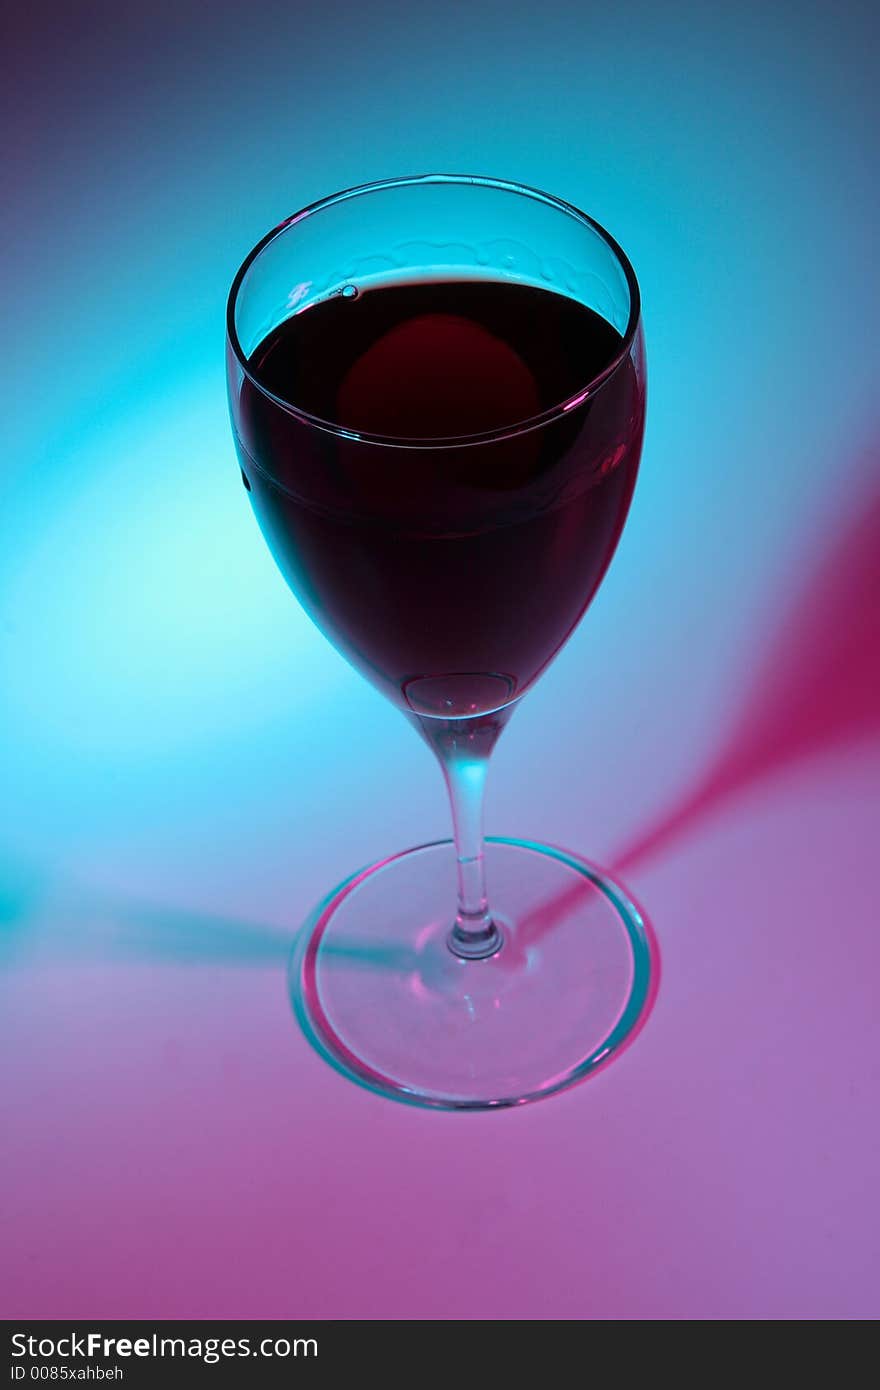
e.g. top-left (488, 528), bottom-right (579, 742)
top-left (230, 277), bottom-right (645, 716)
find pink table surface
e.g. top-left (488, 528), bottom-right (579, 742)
top-left (2, 735), bottom-right (878, 1320)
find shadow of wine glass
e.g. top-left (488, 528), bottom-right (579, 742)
top-left (0, 867), bottom-right (293, 968)
top-left (0, 853), bottom-right (426, 975)
top-left (611, 460), bottom-right (880, 877)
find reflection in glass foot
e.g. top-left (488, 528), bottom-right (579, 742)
top-left (290, 838), bottom-right (658, 1109)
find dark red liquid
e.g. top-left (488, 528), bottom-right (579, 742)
top-left (230, 278), bottom-right (645, 716)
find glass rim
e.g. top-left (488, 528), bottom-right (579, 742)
top-left (226, 173), bottom-right (642, 450)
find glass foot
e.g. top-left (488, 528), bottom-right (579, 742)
top-left (290, 837), bottom-right (657, 1110)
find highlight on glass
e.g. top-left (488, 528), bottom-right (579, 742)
top-left (226, 174), bottom-right (655, 1108)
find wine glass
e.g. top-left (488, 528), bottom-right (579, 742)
top-left (226, 174), bottom-right (654, 1108)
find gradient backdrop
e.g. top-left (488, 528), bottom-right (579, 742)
top-left (1, 0), bottom-right (878, 1319)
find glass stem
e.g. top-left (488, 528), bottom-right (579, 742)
top-left (410, 706), bottom-right (515, 960)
